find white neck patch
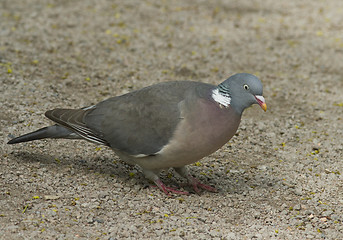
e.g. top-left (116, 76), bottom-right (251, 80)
top-left (211, 88), bottom-right (231, 107)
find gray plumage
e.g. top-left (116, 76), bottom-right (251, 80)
top-left (8, 73), bottom-right (267, 194)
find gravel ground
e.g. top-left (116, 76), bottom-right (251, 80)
top-left (1, 0), bottom-right (343, 239)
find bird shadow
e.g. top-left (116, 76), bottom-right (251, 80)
top-left (10, 150), bottom-right (133, 178)
top-left (8, 150), bottom-right (186, 191)
top-left (9, 150), bottom-right (279, 196)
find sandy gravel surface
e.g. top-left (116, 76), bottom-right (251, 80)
top-left (1, 0), bottom-right (343, 239)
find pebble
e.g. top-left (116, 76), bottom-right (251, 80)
top-left (98, 191), bottom-right (109, 199)
top-left (294, 204), bottom-right (302, 211)
top-left (321, 210), bottom-right (333, 217)
top-left (257, 165), bottom-right (268, 171)
top-left (304, 210), bottom-right (314, 215)
top-left (331, 214), bottom-right (340, 221)
top-left (280, 210), bottom-right (288, 215)
top-left (293, 188), bottom-right (303, 196)
top-left (281, 203), bottom-right (288, 209)
top-left (94, 218), bottom-right (104, 223)
top-left (226, 232), bottom-right (236, 239)
top-left (44, 195), bottom-right (60, 200)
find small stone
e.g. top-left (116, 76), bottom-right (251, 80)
top-left (257, 165), bottom-right (268, 171)
top-left (253, 233), bottom-right (263, 240)
top-left (305, 223), bottom-right (313, 230)
top-left (113, 183), bottom-right (123, 188)
top-left (226, 232), bottom-right (236, 239)
top-left (331, 214), bottom-right (340, 221)
top-left (94, 218), bottom-right (104, 223)
top-left (81, 203), bottom-right (90, 207)
top-left (280, 210), bottom-right (288, 215)
top-left (210, 230), bottom-right (220, 237)
top-left (304, 210), bottom-right (314, 215)
top-left (294, 204), bottom-right (301, 211)
top-left (44, 195), bottom-right (60, 200)
top-left (87, 217), bottom-right (94, 224)
top-left (282, 181), bottom-right (295, 188)
top-left (294, 188), bottom-right (303, 196)
top-left (321, 210), bottom-right (333, 217)
top-left (306, 234), bottom-right (315, 239)
top-left (198, 233), bottom-right (206, 239)
top-left (155, 229), bottom-right (164, 236)
top-left (98, 191), bottom-right (108, 199)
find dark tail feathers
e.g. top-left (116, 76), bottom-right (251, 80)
top-left (7, 125), bottom-right (78, 144)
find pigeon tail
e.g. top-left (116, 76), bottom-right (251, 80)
top-left (7, 125), bottom-right (78, 144)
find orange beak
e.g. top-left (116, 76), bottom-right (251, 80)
top-left (255, 95), bottom-right (267, 112)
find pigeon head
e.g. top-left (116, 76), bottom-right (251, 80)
top-left (212, 73), bottom-right (267, 115)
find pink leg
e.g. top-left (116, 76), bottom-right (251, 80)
top-left (154, 179), bottom-right (189, 195)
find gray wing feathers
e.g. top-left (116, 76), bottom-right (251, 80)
top-left (39, 81), bottom-right (212, 155)
top-left (45, 108), bottom-right (109, 146)
top-left (85, 81), bottom-right (201, 155)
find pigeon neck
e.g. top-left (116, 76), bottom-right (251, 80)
top-left (211, 85), bottom-right (231, 108)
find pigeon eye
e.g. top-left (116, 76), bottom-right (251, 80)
top-left (243, 84), bottom-right (249, 90)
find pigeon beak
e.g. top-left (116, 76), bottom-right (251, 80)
top-left (255, 95), bottom-right (267, 112)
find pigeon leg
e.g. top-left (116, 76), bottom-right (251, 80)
top-left (174, 167), bottom-right (217, 194)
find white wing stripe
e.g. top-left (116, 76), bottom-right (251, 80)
top-left (68, 124), bottom-right (108, 145)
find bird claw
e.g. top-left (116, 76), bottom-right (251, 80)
top-left (154, 179), bottom-right (189, 195)
top-left (187, 176), bottom-right (218, 194)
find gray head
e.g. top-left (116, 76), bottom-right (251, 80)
top-left (212, 73), bottom-right (267, 115)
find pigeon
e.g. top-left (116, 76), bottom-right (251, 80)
top-left (8, 73), bottom-right (267, 195)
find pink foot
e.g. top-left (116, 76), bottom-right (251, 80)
top-left (187, 176), bottom-right (217, 194)
top-left (154, 179), bottom-right (189, 195)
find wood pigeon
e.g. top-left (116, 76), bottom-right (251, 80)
top-left (8, 73), bottom-right (267, 195)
